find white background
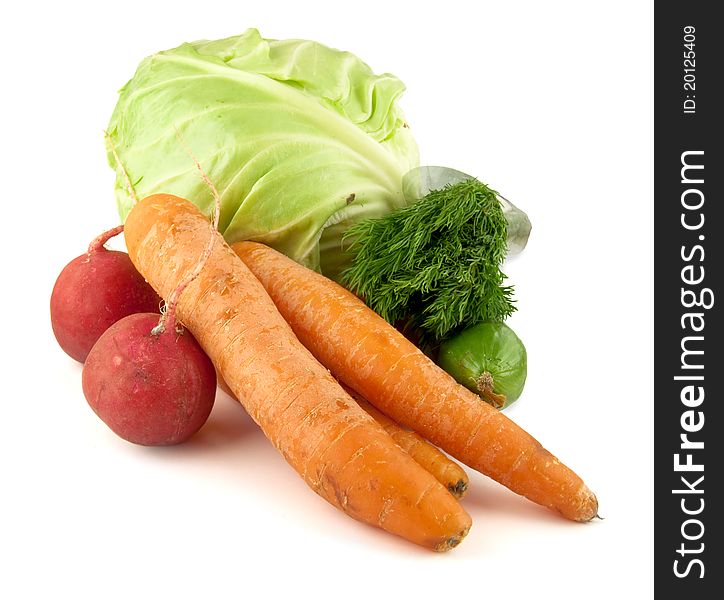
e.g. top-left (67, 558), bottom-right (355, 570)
top-left (1, 1), bottom-right (653, 598)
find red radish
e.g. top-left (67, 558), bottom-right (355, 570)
top-left (50, 226), bottom-right (161, 362)
top-left (82, 312), bottom-right (216, 446)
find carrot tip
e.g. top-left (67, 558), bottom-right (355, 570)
top-left (434, 526), bottom-right (471, 552)
top-left (448, 479), bottom-right (469, 499)
top-left (574, 487), bottom-right (599, 522)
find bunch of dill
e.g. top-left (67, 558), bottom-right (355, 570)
top-left (341, 178), bottom-right (515, 347)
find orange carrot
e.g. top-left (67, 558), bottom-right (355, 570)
top-left (348, 388), bottom-right (469, 498)
top-left (233, 241), bottom-right (599, 522)
top-left (218, 374), bottom-right (468, 497)
top-left (124, 194), bottom-right (472, 551)
top-left (216, 370), bottom-right (236, 398)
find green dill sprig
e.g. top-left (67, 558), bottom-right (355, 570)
top-left (341, 178), bottom-right (515, 346)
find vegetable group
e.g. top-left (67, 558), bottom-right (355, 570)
top-left (233, 241), bottom-right (597, 522)
top-left (124, 194), bottom-right (472, 551)
top-left (51, 29), bottom-right (600, 552)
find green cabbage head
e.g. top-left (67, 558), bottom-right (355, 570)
top-left (106, 28), bottom-right (419, 277)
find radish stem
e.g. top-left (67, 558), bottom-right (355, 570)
top-left (87, 225), bottom-right (125, 255)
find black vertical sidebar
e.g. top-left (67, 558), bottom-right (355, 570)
top-left (655, 2), bottom-right (721, 594)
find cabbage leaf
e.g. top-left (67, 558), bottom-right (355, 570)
top-left (106, 28), bottom-right (419, 275)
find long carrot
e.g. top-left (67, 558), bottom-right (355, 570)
top-left (233, 241), bottom-right (599, 522)
top-left (124, 194), bottom-right (472, 551)
top-left (349, 389), bottom-right (469, 498)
